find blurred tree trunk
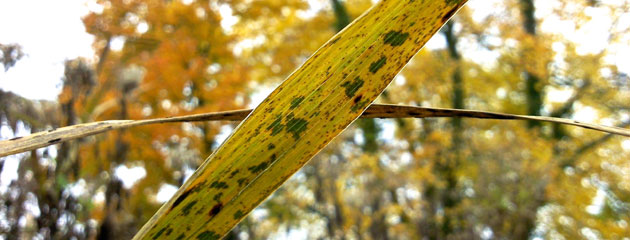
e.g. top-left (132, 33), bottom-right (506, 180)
top-left (316, 165), bottom-right (345, 239)
top-left (369, 200), bottom-right (389, 240)
top-left (419, 19), bottom-right (467, 239)
top-left (97, 70), bottom-right (137, 239)
top-left (520, 0), bottom-right (543, 128)
top-left (331, 0), bottom-right (350, 32)
top-left (32, 59), bottom-right (95, 239)
top-left (516, 1), bottom-right (545, 238)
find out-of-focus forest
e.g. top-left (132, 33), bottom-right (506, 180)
top-left (1, 0), bottom-right (630, 239)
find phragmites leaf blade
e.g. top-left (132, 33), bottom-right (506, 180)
top-left (133, 0), bottom-right (468, 239)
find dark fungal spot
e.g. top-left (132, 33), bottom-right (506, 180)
top-left (290, 96), bottom-right (305, 109)
top-left (229, 170), bottom-right (239, 178)
top-left (285, 118), bottom-right (308, 140)
top-left (237, 178), bottom-right (247, 186)
top-left (329, 37), bottom-right (341, 45)
top-left (341, 77), bottom-right (365, 98)
top-left (210, 181), bottom-right (228, 189)
top-left (181, 200), bottom-right (198, 215)
top-left (369, 57), bottom-right (387, 73)
top-left (267, 143), bottom-right (276, 150)
top-left (171, 188), bottom-right (193, 209)
top-left (286, 112), bottom-right (295, 121)
top-left (153, 228), bottom-right (167, 239)
top-left (445, 0), bottom-right (464, 6)
top-left (165, 228), bottom-right (173, 236)
top-left (484, 114), bottom-right (513, 120)
top-left (213, 192), bottom-right (223, 201)
top-left (197, 181), bottom-right (208, 189)
top-left (197, 230), bottom-right (221, 240)
top-left (384, 31), bottom-right (409, 46)
top-left (407, 111), bottom-right (422, 117)
top-left (354, 95), bottom-right (363, 104)
top-left (351, 99), bottom-right (370, 112)
top-left (441, 6), bottom-right (459, 23)
top-left (208, 203), bottom-right (223, 218)
top-left (234, 210), bottom-right (245, 219)
top-left (176, 234), bottom-right (186, 240)
top-left (267, 115), bottom-right (284, 136)
top-left (248, 160), bottom-right (270, 173)
top-left (9, 136), bottom-right (22, 141)
top-left (48, 138), bottom-right (61, 144)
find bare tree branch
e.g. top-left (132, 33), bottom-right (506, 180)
top-left (1, 104), bottom-right (629, 157)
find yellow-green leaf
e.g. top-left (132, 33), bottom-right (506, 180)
top-left (133, 0), bottom-right (468, 239)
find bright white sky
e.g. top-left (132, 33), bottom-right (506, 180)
top-left (0, 0), bottom-right (97, 100)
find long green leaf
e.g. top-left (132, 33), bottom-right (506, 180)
top-left (134, 0), bottom-right (468, 239)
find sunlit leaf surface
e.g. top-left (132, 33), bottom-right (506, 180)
top-left (133, 0), bottom-right (468, 239)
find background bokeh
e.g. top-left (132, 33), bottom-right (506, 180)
top-left (1, 0), bottom-right (630, 239)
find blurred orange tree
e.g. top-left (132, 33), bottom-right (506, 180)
top-left (1, 0), bottom-right (629, 239)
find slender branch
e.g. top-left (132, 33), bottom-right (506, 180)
top-left (1, 104), bottom-right (629, 157)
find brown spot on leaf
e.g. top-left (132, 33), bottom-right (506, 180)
top-left (208, 203), bottom-right (223, 218)
top-left (442, 6), bottom-right (459, 23)
top-left (354, 95), bottom-right (363, 104)
top-left (171, 188), bottom-right (193, 209)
